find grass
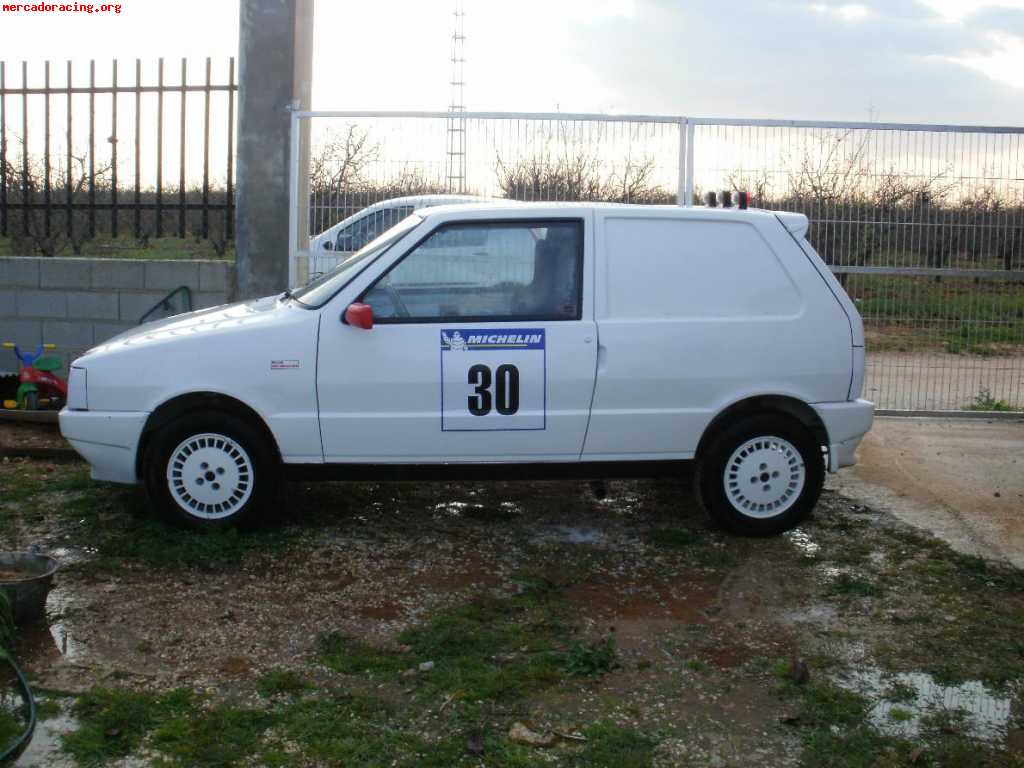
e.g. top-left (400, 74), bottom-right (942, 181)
top-left (6, 460), bottom-right (1022, 766)
top-left (827, 573), bottom-right (885, 598)
top-left (771, 675), bottom-right (1023, 768)
top-left (0, 591), bottom-right (25, 757)
top-left (888, 707), bottom-right (913, 723)
top-left (851, 275), bottom-right (1024, 356)
top-left (62, 688), bottom-right (192, 765)
top-left (0, 709), bottom-right (22, 755)
top-left (66, 685), bottom-right (493, 768)
top-left (0, 235), bottom-right (233, 261)
top-left (256, 669), bottom-right (310, 699)
top-left (867, 527), bottom-right (1024, 688)
top-left (646, 526), bottom-right (738, 568)
top-left (570, 722), bottom-right (657, 767)
top-left (965, 387), bottom-right (1016, 412)
top-left (318, 584), bottom-right (587, 703)
top-left (0, 463), bottom-right (297, 572)
top-left (0, 592), bottom-right (14, 652)
top-left (562, 636), bottom-right (619, 677)
top-left (58, 586), bottom-right (645, 768)
top-left (34, 583), bottom-right (632, 765)
top-left (150, 705), bottom-right (275, 768)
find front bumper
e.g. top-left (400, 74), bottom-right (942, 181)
top-left (59, 409), bottom-right (149, 484)
top-left (813, 398), bottom-right (875, 472)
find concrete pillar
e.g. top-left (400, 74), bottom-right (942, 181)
top-left (235, 0), bottom-right (314, 299)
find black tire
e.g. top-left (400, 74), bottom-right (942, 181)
top-left (142, 410), bottom-right (279, 530)
top-left (694, 413), bottom-right (824, 536)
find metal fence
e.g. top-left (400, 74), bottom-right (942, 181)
top-left (290, 110), bottom-right (1024, 413)
top-left (0, 58), bottom-right (237, 254)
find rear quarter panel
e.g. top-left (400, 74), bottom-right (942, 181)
top-left (583, 209), bottom-right (852, 460)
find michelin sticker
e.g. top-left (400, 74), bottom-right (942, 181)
top-left (440, 328), bottom-right (546, 431)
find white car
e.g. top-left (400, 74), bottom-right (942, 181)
top-left (308, 194), bottom-right (490, 274)
top-left (60, 200), bottom-right (873, 535)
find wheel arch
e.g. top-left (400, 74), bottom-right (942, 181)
top-left (136, 391), bottom-right (281, 478)
top-left (695, 395), bottom-right (829, 461)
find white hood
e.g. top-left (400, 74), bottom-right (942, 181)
top-left (79, 294), bottom-right (289, 359)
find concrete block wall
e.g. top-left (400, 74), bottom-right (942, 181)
top-left (1, 257), bottom-right (235, 375)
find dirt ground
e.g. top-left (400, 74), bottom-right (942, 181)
top-left (829, 416), bottom-right (1024, 568)
top-left (1, 420), bottom-right (1024, 766)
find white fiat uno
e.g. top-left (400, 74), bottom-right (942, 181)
top-left (60, 198), bottom-right (873, 535)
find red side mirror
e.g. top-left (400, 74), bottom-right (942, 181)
top-left (344, 302), bottom-right (374, 330)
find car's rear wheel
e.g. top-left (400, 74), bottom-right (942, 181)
top-left (694, 414), bottom-right (824, 536)
top-left (143, 410), bottom-right (278, 529)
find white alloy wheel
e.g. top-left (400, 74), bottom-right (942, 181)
top-left (165, 432), bottom-right (254, 519)
top-left (723, 435), bottom-right (806, 519)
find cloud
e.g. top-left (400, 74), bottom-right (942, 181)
top-left (962, 5), bottom-right (1024, 37)
top-left (565, 0), bottom-right (1024, 123)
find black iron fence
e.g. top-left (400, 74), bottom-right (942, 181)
top-left (0, 58), bottom-right (237, 255)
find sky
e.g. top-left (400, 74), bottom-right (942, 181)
top-left (1, 0), bottom-right (1023, 125)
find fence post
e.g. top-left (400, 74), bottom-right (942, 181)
top-left (676, 117), bottom-right (687, 206)
top-left (236, 0), bottom-right (314, 299)
top-left (684, 120), bottom-right (695, 207)
top-left (287, 107), bottom-right (299, 288)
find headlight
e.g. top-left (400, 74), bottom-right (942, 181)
top-left (67, 366), bottom-right (88, 410)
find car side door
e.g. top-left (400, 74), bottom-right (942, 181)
top-left (315, 215), bottom-right (598, 463)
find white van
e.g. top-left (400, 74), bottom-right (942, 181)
top-left (59, 201), bottom-right (873, 536)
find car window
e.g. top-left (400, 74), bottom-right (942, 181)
top-left (362, 220), bottom-right (583, 323)
top-left (291, 215), bottom-right (423, 308)
top-left (336, 207), bottom-right (416, 252)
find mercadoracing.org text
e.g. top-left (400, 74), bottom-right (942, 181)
top-left (2, 2), bottom-right (122, 14)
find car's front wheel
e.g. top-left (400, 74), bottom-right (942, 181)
top-left (694, 414), bottom-right (824, 536)
top-left (143, 410), bottom-right (278, 529)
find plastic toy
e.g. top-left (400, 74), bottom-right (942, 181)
top-left (1, 342), bottom-right (67, 410)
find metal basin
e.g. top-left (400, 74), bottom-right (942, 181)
top-left (0, 552), bottom-right (58, 624)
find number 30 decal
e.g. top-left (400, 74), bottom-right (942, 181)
top-left (468, 363), bottom-right (520, 416)
top-left (441, 328), bottom-right (544, 431)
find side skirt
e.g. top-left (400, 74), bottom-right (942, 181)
top-left (284, 459), bottom-right (694, 483)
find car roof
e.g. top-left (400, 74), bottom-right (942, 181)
top-left (360, 193), bottom-right (488, 211)
top-left (416, 200), bottom-right (786, 221)
top-left (311, 194), bottom-right (497, 240)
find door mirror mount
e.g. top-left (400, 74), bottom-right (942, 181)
top-left (344, 302), bottom-right (374, 330)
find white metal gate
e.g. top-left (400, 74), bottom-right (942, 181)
top-left (288, 110), bottom-right (1024, 413)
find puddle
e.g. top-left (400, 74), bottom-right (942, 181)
top-left (46, 546), bottom-right (96, 565)
top-left (15, 586), bottom-right (85, 663)
top-left (533, 526), bottom-right (607, 545)
top-left (839, 668), bottom-right (1013, 742)
top-left (433, 501), bottom-right (478, 517)
top-left (781, 604), bottom-right (837, 625)
top-left (784, 529), bottom-right (820, 558)
top-left (13, 706), bottom-right (77, 767)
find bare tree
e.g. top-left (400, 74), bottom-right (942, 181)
top-left (495, 148), bottom-right (671, 204)
top-left (310, 125), bottom-right (380, 195)
top-left (3, 139), bottom-right (113, 256)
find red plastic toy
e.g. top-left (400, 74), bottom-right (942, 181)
top-left (2, 342), bottom-right (67, 410)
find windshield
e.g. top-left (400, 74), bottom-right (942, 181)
top-left (291, 214), bottom-right (423, 308)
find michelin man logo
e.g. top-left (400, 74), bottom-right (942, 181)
top-left (441, 331), bottom-right (467, 351)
